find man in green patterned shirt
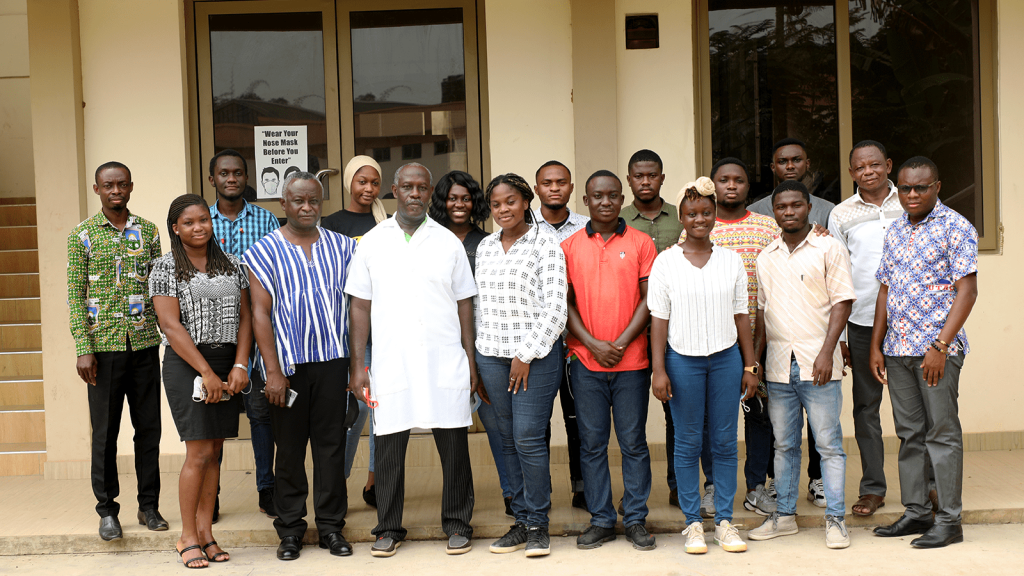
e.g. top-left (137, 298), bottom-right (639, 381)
top-left (67, 161), bottom-right (167, 541)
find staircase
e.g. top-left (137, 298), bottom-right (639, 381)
top-left (0, 197), bottom-right (45, 476)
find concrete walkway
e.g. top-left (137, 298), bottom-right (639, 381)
top-left (5, 524), bottom-right (1023, 575)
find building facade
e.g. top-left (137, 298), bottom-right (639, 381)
top-left (1, 0), bottom-right (1018, 477)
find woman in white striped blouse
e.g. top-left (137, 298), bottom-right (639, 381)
top-left (647, 177), bottom-right (760, 555)
top-left (474, 173), bottom-right (567, 557)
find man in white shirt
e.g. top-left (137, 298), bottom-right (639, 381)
top-left (532, 160), bottom-right (589, 509)
top-left (346, 163), bottom-right (481, 558)
top-left (828, 140), bottom-right (903, 517)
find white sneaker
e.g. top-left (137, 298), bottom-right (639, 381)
top-left (825, 515), bottom-right (850, 549)
top-left (766, 478), bottom-right (777, 499)
top-left (743, 484), bottom-right (777, 516)
top-left (747, 512), bottom-right (799, 541)
top-left (700, 485), bottom-right (716, 518)
top-left (808, 478), bottom-right (827, 508)
top-left (682, 521), bottom-right (707, 554)
top-left (714, 520), bottom-right (747, 552)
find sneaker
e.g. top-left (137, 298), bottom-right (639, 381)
top-left (571, 491), bottom-right (588, 510)
top-left (258, 488), bottom-right (278, 519)
top-left (682, 521), bottom-right (707, 554)
top-left (370, 536), bottom-right (400, 557)
top-left (766, 478), bottom-right (777, 499)
top-left (825, 515), bottom-right (850, 549)
top-left (714, 520), bottom-right (747, 552)
top-left (747, 512), bottom-right (799, 541)
top-left (625, 524), bottom-right (656, 551)
top-left (489, 523), bottom-right (528, 554)
top-left (743, 484), bottom-right (777, 516)
top-left (577, 525), bottom-right (616, 549)
top-left (669, 488), bottom-right (679, 508)
top-left (446, 534), bottom-right (472, 555)
top-left (525, 526), bottom-right (550, 557)
top-left (808, 478), bottom-right (827, 508)
top-left (700, 485), bottom-right (716, 519)
top-left (363, 485), bottom-right (378, 508)
top-left (504, 496), bottom-right (513, 518)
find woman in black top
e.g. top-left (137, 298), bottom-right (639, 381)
top-left (428, 170), bottom-right (512, 512)
top-left (321, 155), bottom-right (386, 509)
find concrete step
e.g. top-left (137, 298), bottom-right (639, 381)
top-left (0, 350), bottom-right (42, 378)
top-left (0, 250), bottom-right (38, 273)
top-left (0, 442), bottom-right (46, 476)
top-left (0, 226), bottom-right (38, 250)
top-left (0, 405), bottom-right (45, 444)
top-left (0, 205), bottom-right (36, 227)
top-left (0, 376), bottom-right (44, 406)
top-left (0, 273), bottom-right (39, 298)
top-left (0, 298), bottom-right (40, 323)
top-left (0, 323), bottom-right (41, 350)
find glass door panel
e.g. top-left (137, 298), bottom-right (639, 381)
top-left (196, 1), bottom-right (343, 216)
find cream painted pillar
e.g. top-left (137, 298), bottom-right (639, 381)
top-left (570, 0), bottom-right (618, 207)
top-left (27, 0), bottom-right (92, 477)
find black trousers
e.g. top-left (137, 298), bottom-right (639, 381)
top-left (88, 342), bottom-right (162, 518)
top-left (545, 354), bottom-right (584, 492)
top-left (270, 357), bottom-right (349, 539)
top-left (373, 427), bottom-right (474, 541)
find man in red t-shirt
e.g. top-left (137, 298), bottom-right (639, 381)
top-left (563, 170), bottom-right (657, 552)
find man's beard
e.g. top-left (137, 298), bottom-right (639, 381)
top-left (542, 202), bottom-right (566, 211)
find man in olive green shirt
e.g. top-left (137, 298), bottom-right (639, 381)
top-left (67, 161), bottom-right (166, 541)
top-left (620, 149), bottom-right (684, 508)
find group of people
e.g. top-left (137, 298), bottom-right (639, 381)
top-left (67, 136), bottom-right (977, 568)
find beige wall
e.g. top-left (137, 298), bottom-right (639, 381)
top-left (0, 0), bottom-right (35, 198)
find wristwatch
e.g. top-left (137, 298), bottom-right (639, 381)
top-left (744, 362), bottom-right (760, 376)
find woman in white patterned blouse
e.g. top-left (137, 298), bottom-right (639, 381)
top-left (474, 173), bottom-right (567, 557)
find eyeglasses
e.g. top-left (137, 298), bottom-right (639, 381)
top-left (897, 181), bottom-right (938, 194)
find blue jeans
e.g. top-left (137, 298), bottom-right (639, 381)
top-left (476, 340), bottom-right (563, 528)
top-left (245, 359), bottom-right (275, 491)
top-left (476, 398), bottom-right (513, 498)
top-left (665, 343), bottom-right (741, 525)
top-left (700, 392), bottom-right (775, 491)
top-left (768, 355), bottom-right (846, 518)
top-left (345, 343), bottom-right (375, 478)
top-left (570, 361), bottom-right (652, 528)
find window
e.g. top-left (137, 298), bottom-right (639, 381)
top-left (401, 143), bottom-right (422, 160)
top-left (697, 0), bottom-right (998, 248)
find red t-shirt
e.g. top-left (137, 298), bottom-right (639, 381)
top-left (561, 220), bottom-right (657, 372)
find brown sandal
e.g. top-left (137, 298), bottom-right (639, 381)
top-left (852, 494), bottom-right (885, 516)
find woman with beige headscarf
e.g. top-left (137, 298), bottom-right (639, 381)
top-left (321, 155), bottom-right (387, 510)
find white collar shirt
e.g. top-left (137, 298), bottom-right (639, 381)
top-left (827, 181), bottom-right (903, 326)
top-left (474, 225), bottom-right (568, 362)
top-left (343, 217), bottom-right (478, 435)
top-left (532, 208), bottom-right (590, 243)
top-left (647, 245), bottom-right (747, 356)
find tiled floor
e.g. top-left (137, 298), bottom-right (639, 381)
top-left (1, 447), bottom-right (1021, 555)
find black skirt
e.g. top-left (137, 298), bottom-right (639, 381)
top-left (163, 344), bottom-right (241, 442)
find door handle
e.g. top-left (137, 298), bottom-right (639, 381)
top-left (316, 168), bottom-right (339, 185)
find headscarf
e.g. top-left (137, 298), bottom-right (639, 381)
top-left (675, 175), bottom-right (716, 208)
top-left (344, 155), bottom-right (387, 224)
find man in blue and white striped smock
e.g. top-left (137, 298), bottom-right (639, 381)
top-left (245, 172), bottom-right (357, 562)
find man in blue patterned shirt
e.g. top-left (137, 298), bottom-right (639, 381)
top-left (868, 157), bottom-right (979, 549)
top-left (208, 149), bottom-right (280, 519)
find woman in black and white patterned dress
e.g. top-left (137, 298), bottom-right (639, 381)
top-left (150, 194), bottom-right (251, 568)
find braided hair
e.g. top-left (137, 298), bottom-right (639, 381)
top-left (485, 173), bottom-right (535, 225)
top-left (166, 194), bottom-right (236, 283)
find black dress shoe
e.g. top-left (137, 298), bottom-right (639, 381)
top-left (319, 531), bottom-right (353, 557)
top-left (137, 509), bottom-right (169, 531)
top-left (362, 485), bottom-right (377, 508)
top-left (912, 524), bottom-right (964, 548)
top-left (873, 514), bottom-right (934, 537)
top-left (277, 535), bottom-right (303, 561)
top-left (99, 516), bottom-right (122, 541)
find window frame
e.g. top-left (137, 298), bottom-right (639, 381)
top-left (693, 0), bottom-right (1000, 251)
